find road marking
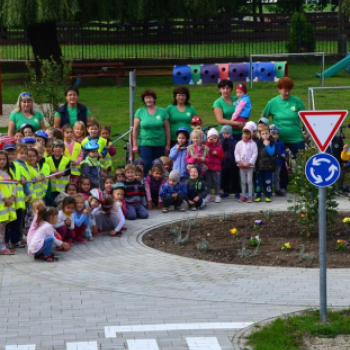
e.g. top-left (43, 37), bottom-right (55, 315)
top-left (5, 346), bottom-right (35, 350)
top-left (105, 322), bottom-right (252, 337)
top-left (186, 337), bottom-right (222, 350)
top-left (126, 339), bottom-right (160, 350)
top-left (66, 341), bottom-right (98, 350)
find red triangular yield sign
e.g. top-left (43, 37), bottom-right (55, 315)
top-left (299, 110), bottom-right (348, 152)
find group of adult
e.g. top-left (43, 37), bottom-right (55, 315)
top-left (132, 77), bottom-right (307, 173)
top-left (8, 86), bottom-right (92, 136)
top-left (8, 77), bottom-right (307, 174)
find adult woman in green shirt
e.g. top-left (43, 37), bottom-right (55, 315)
top-left (261, 77), bottom-right (307, 156)
top-left (166, 86), bottom-right (197, 146)
top-left (133, 90), bottom-right (171, 174)
top-left (8, 92), bottom-right (45, 136)
top-left (54, 86), bottom-right (92, 128)
top-left (213, 79), bottom-right (245, 141)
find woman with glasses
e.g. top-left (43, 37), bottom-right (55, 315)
top-left (166, 86), bottom-right (197, 147)
top-left (54, 86), bottom-right (92, 129)
top-left (8, 93), bottom-right (45, 136)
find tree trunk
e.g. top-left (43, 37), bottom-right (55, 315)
top-left (27, 22), bottom-right (62, 75)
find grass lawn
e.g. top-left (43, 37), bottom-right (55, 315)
top-left (247, 309), bottom-right (350, 350)
top-left (2, 61), bottom-right (350, 162)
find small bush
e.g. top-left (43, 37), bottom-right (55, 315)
top-left (286, 12), bottom-right (315, 53)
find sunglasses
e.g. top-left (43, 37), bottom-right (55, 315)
top-left (20, 92), bottom-right (32, 98)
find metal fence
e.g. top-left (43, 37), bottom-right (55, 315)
top-left (0, 12), bottom-right (348, 60)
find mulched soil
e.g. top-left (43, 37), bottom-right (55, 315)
top-left (143, 211), bottom-right (350, 268)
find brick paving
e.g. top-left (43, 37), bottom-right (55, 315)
top-left (1, 194), bottom-right (350, 349)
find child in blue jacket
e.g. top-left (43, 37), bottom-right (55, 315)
top-left (159, 170), bottom-right (187, 213)
top-left (169, 127), bottom-right (190, 182)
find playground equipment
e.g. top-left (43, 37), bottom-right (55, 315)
top-left (173, 62), bottom-right (287, 85)
top-left (317, 54), bottom-right (350, 78)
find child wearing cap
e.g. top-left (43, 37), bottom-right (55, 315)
top-left (234, 123), bottom-right (258, 203)
top-left (169, 127), bottom-right (190, 181)
top-left (190, 116), bottom-right (202, 131)
top-left (231, 84), bottom-right (252, 122)
top-left (20, 123), bottom-right (35, 138)
top-left (258, 117), bottom-right (270, 133)
top-left (205, 128), bottom-right (225, 203)
top-left (80, 141), bottom-right (102, 189)
top-left (270, 124), bottom-right (286, 196)
top-left (220, 125), bottom-right (241, 199)
top-left (159, 170), bottom-right (187, 213)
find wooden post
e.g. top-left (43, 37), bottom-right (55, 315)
top-left (0, 55), bottom-right (2, 115)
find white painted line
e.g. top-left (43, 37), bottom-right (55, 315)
top-left (186, 337), bottom-right (222, 350)
top-left (6, 346), bottom-right (36, 350)
top-left (66, 341), bottom-right (98, 350)
top-left (105, 322), bottom-right (253, 337)
top-left (126, 339), bottom-right (160, 350)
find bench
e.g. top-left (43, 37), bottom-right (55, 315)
top-left (122, 66), bottom-right (173, 77)
top-left (70, 62), bottom-right (124, 86)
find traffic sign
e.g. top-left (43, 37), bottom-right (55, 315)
top-left (305, 153), bottom-right (340, 187)
top-left (299, 110), bottom-right (348, 152)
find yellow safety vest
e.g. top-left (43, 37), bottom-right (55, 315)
top-left (81, 136), bottom-right (107, 154)
top-left (27, 163), bottom-right (44, 200)
top-left (14, 160), bottom-right (36, 202)
top-left (39, 161), bottom-right (50, 194)
top-left (64, 141), bottom-right (82, 176)
top-left (9, 163), bottom-right (26, 210)
top-left (45, 156), bottom-right (70, 192)
top-left (100, 141), bottom-right (113, 171)
top-left (0, 175), bottom-right (17, 223)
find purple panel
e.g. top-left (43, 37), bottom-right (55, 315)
top-left (229, 63), bottom-right (248, 81)
top-left (200, 64), bottom-right (219, 84)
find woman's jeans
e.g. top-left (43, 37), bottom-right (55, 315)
top-left (35, 236), bottom-right (54, 257)
top-left (139, 146), bottom-right (165, 174)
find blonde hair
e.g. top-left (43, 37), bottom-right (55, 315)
top-left (160, 156), bottom-right (171, 166)
top-left (13, 93), bottom-right (36, 114)
top-left (73, 121), bottom-right (86, 138)
top-left (115, 168), bottom-right (125, 176)
top-left (32, 199), bottom-right (45, 215)
top-left (191, 129), bottom-right (204, 140)
top-left (125, 164), bottom-right (136, 173)
top-left (34, 143), bottom-right (45, 152)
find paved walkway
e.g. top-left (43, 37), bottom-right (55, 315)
top-left (1, 195), bottom-right (350, 350)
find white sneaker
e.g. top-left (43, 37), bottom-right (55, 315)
top-left (215, 195), bottom-right (221, 203)
top-left (205, 195), bottom-right (212, 202)
top-left (199, 201), bottom-right (206, 209)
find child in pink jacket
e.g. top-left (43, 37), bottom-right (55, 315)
top-left (205, 128), bottom-right (225, 203)
top-left (234, 123), bottom-right (258, 203)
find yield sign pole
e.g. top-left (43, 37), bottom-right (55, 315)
top-left (299, 109), bottom-right (348, 323)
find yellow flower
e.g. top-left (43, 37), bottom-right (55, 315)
top-left (230, 228), bottom-right (238, 235)
top-left (281, 242), bottom-right (291, 251)
top-left (343, 218), bottom-right (350, 223)
top-left (337, 239), bottom-right (345, 245)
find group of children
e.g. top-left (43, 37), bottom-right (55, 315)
top-left (0, 84), bottom-right (287, 262)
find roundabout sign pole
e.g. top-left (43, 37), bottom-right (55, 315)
top-left (299, 110), bottom-right (348, 323)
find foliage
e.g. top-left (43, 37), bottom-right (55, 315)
top-left (336, 239), bottom-right (346, 251)
top-left (299, 244), bottom-right (315, 262)
top-left (26, 57), bottom-right (72, 126)
top-left (248, 309), bottom-right (350, 350)
top-left (287, 148), bottom-right (339, 237)
top-left (281, 242), bottom-right (291, 251)
top-left (248, 236), bottom-right (260, 247)
top-left (286, 12), bottom-right (316, 53)
top-left (342, 0), bottom-right (350, 16)
top-left (197, 238), bottom-right (210, 252)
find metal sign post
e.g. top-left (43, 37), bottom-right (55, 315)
top-left (300, 110), bottom-right (347, 323)
top-left (129, 71), bottom-right (136, 163)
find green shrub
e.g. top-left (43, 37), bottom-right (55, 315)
top-left (286, 12), bottom-right (316, 53)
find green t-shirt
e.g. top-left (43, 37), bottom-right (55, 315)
top-left (212, 96), bottom-right (241, 135)
top-left (262, 95), bottom-right (306, 144)
top-left (55, 106), bottom-right (92, 126)
top-left (135, 106), bottom-right (169, 147)
top-left (9, 110), bottom-right (44, 131)
top-left (166, 104), bottom-right (197, 141)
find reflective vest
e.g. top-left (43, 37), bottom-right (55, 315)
top-left (27, 164), bottom-right (44, 200)
top-left (64, 141), bottom-right (82, 175)
top-left (81, 136), bottom-right (107, 154)
top-left (100, 141), bottom-right (113, 171)
top-left (0, 174), bottom-right (17, 223)
top-left (45, 156), bottom-right (70, 192)
top-left (39, 161), bottom-right (50, 195)
top-left (9, 163), bottom-right (26, 210)
top-left (14, 160), bottom-right (36, 202)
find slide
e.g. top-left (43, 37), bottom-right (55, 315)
top-left (316, 55), bottom-right (350, 78)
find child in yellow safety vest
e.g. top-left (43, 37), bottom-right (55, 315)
top-left (3, 143), bottom-right (24, 250)
top-left (0, 150), bottom-right (17, 255)
top-left (63, 124), bottom-right (83, 184)
top-left (35, 143), bottom-right (50, 202)
top-left (45, 139), bottom-right (71, 204)
top-left (100, 126), bottom-right (116, 173)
